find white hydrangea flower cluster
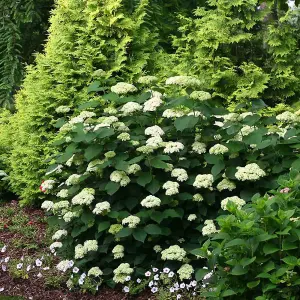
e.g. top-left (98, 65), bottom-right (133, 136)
top-left (122, 216), bottom-right (140, 228)
top-left (191, 142), bottom-right (206, 154)
top-left (57, 189), bottom-right (69, 198)
top-left (190, 91), bottom-right (211, 101)
top-left (93, 123), bottom-right (110, 131)
top-left (52, 201), bottom-right (69, 214)
top-left (164, 142), bottom-right (184, 154)
top-left (111, 82), bottom-right (137, 95)
top-left (120, 102), bottom-right (142, 115)
top-left (50, 241), bottom-right (62, 251)
top-left (235, 163), bottom-right (266, 181)
top-left (166, 76), bottom-right (201, 87)
top-left (164, 163), bottom-right (174, 172)
top-left (40, 180), bottom-right (55, 192)
top-left (221, 196), bottom-right (246, 211)
top-left (112, 245), bottom-right (125, 259)
top-left (177, 264), bottom-right (194, 280)
top-left (209, 144), bottom-right (229, 155)
top-left (93, 201), bottom-right (111, 215)
top-left (217, 178), bottom-right (236, 191)
top-left (163, 181), bottom-right (179, 195)
top-left (137, 76), bottom-right (158, 84)
top-left (126, 164), bottom-right (141, 174)
top-left (55, 106), bottom-right (70, 113)
top-left (105, 151), bottom-right (116, 159)
top-left (162, 109), bottom-right (185, 118)
top-left (193, 174), bottom-right (214, 189)
top-left (187, 214), bottom-right (197, 221)
top-left (75, 240), bottom-right (98, 259)
top-left (161, 245), bottom-right (186, 261)
top-left (193, 194), bottom-right (203, 202)
top-left (153, 245), bottom-right (162, 253)
top-left (65, 174), bottom-right (81, 186)
top-left (146, 136), bottom-right (163, 148)
top-left (141, 195), bottom-right (161, 208)
top-left (276, 111), bottom-right (298, 123)
top-left (202, 220), bottom-right (219, 236)
top-left (41, 200), bottom-right (54, 211)
top-left (219, 113), bottom-right (238, 122)
top-left (69, 111), bottom-right (96, 125)
top-left (56, 260), bottom-right (73, 272)
top-left (171, 168), bottom-right (188, 182)
top-left (143, 97), bottom-right (163, 112)
top-left (72, 188), bottom-right (95, 205)
top-left (113, 263), bottom-right (134, 283)
top-left (117, 132), bottom-right (131, 141)
top-left (63, 211), bottom-right (78, 223)
top-left (104, 107), bottom-right (118, 115)
top-left (88, 267), bottom-right (103, 277)
top-left (113, 121), bottom-right (130, 132)
top-left (52, 229), bottom-right (68, 240)
top-left (238, 112), bottom-right (253, 120)
top-left (86, 159), bottom-right (105, 172)
top-left (240, 125), bottom-right (256, 137)
top-left (136, 145), bottom-right (155, 154)
top-left (145, 125), bottom-right (164, 137)
top-left (110, 170), bottom-right (130, 186)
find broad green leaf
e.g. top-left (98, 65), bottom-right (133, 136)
top-left (94, 128), bottom-right (115, 138)
top-left (146, 179), bottom-right (160, 194)
top-left (231, 265), bottom-right (248, 275)
top-left (211, 160), bottom-right (225, 177)
top-left (115, 228), bottom-right (133, 238)
top-left (243, 131), bottom-right (262, 145)
top-left (84, 144), bottom-right (102, 161)
top-left (87, 81), bottom-right (100, 92)
top-left (282, 256), bottom-right (298, 266)
top-left (150, 211), bottom-right (164, 223)
top-left (149, 158), bottom-right (169, 169)
top-left (128, 155), bottom-right (144, 164)
top-left (282, 240), bottom-right (297, 251)
top-left (133, 229), bottom-right (147, 243)
top-left (174, 116), bottom-right (199, 131)
top-left (195, 268), bottom-right (210, 281)
top-left (54, 117), bottom-right (67, 128)
top-left (81, 210), bottom-right (95, 227)
top-left (78, 100), bottom-right (101, 109)
top-left (105, 182), bottom-right (120, 195)
top-left (247, 280), bottom-right (260, 289)
top-left (137, 172), bottom-right (152, 187)
top-left (240, 257), bottom-right (256, 267)
top-left (256, 233), bottom-right (277, 242)
top-left (71, 225), bottom-right (89, 237)
top-left (263, 243), bottom-right (279, 255)
top-left (221, 290), bottom-right (236, 297)
top-left (225, 238), bottom-right (246, 248)
top-left (98, 221), bottom-right (111, 232)
top-left (144, 224), bottom-right (162, 235)
top-left (164, 208), bottom-right (183, 219)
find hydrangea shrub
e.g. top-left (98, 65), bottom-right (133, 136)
top-left (200, 171), bottom-right (300, 299)
top-left (42, 77), bottom-right (300, 285)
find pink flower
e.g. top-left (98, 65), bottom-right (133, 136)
top-left (280, 187), bottom-right (290, 194)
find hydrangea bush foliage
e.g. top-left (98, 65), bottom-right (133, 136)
top-left (42, 77), bottom-right (300, 285)
top-left (200, 171), bottom-right (300, 300)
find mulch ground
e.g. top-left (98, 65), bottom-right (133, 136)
top-left (0, 201), bottom-right (155, 300)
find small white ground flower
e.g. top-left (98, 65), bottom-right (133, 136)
top-left (190, 91), bottom-right (211, 101)
top-left (120, 102), bottom-right (142, 115)
top-left (166, 76), bottom-right (201, 87)
top-left (145, 125), bottom-right (164, 137)
top-left (143, 97), bottom-right (163, 112)
top-left (161, 245), bottom-right (186, 261)
top-left (93, 202), bottom-right (111, 215)
top-left (177, 264), bottom-right (194, 280)
top-left (217, 178), bottom-right (236, 191)
top-left (52, 230), bottom-right (68, 240)
top-left (193, 194), bottom-right (203, 202)
top-left (122, 216), bottom-right (140, 228)
top-left (88, 267), bottom-right (103, 277)
top-left (209, 144), bottom-right (229, 155)
top-left (221, 196), bottom-right (246, 211)
top-left (192, 142), bottom-right (206, 154)
top-left (113, 263), bottom-right (133, 283)
top-left (202, 220), bottom-right (218, 236)
top-left (187, 214), bottom-right (197, 221)
top-left (171, 168), bottom-right (188, 182)
top-left (163, 181), bottom-right (179, 195)
top-left (193, 174), bottom-right (214, 189)
top-left (164, 142), bottom-right (184, 154)
top-left (112, 245), bottom-right (125, 259)
top-left (141, 196), bottom-right (161, 208)
top-left (111, 82), bottom-right (137, 95)
top-left (235, 163), bottom-right (266, 181)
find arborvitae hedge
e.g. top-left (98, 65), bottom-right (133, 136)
top-left (7, 0), bottom-right (201, 204)
top-left (168, 0), bottom-right (300, 107)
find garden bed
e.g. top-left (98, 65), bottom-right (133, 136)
top-left (0, 202), bottom-right (153, 300)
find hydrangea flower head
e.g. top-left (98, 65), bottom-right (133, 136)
top-left (190, 91), bottom-right (211, 101)
top-left (193, 174), bottom-right (214, 189)
top-left (235, 163), bottom-right (266, 181)
top-left (177, 264), bottom-right (194, 280)
top-left (122, 216), bottom-right (140, 228)
top-left (221, 196), bottom-right (246, 211)
top-left (161, 245), bottom-right (186, 261)
top-left (111, 82), bottom-right (137, 95)
top-left (141, 195), bottom-right (161, 208)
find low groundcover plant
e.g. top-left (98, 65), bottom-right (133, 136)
top-left (40, 76), bottom-right (300, 290)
